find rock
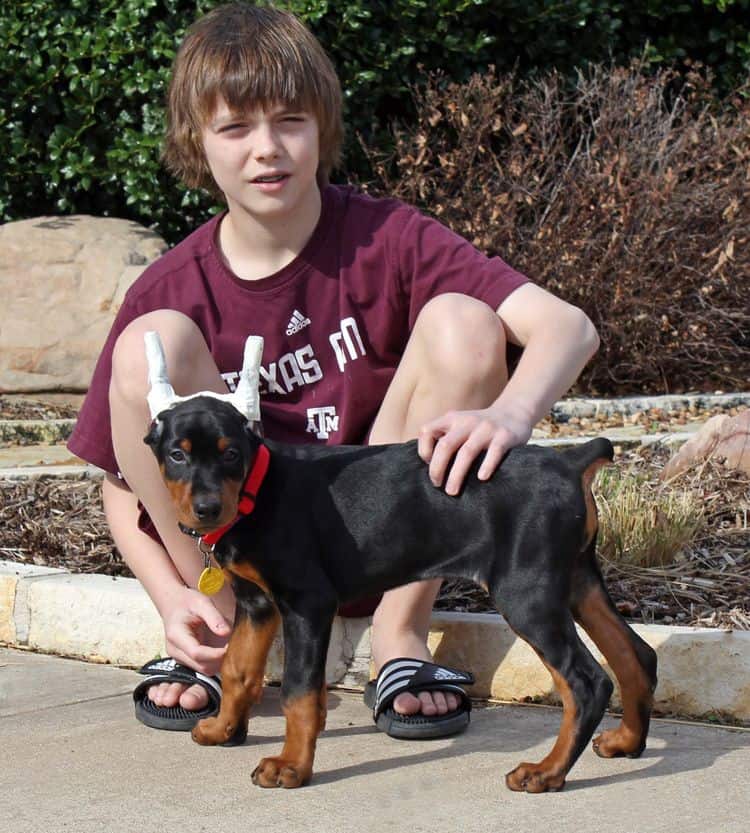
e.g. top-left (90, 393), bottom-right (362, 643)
top-left (0, 216), bottom-right (167, 392)
top-left (661, 408), bottom-right (750, 479)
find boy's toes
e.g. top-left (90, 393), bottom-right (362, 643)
top-left (420, 691), bottom-right (442, 716)
top-left (393, 690), bottom-right (460, 717)
top-left (445, 691), bottom-right (460, 712)
top-left (147, 682), bottom-right (208, 710)
top-left (179, 683), bottom-right (210, 710)
top-left (392, 691), bottom-right (422, 715)
top-left (149, 681), bottom-right (180, 707)
top-left (146, 682), bottom-right (162, 704)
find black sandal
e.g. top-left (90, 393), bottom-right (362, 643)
top-left (133, 658), bottom-right (222, 731)
top-left (364, 658), bottom-right (474, 739)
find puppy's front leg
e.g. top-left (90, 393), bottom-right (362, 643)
top-left (252, 603), bottom-right (334, 788)
top-left (192, 585), bottom-right (280, 747)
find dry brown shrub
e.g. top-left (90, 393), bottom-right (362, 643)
top-left (594, 466), bottom-right (705, 568)
top-left (362, 58), bottom-right (750, 395)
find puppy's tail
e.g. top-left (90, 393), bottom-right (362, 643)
top-left (562, 437), bottom-right (614, 473)
top-left (563, 438), bottom-right (614, 553)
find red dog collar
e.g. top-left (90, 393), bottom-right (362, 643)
top-left (201, 444), bottom-right (271, 547)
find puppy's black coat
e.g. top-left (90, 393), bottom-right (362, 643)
top-left (146, 396), bottom-right (657, 792)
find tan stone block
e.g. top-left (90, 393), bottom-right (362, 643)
top-left (263, 616), bottom-right (372, 687)
top-left (0, 573), bottom-right (18, 643)
top-left (428, 613), bottom-right (750, 721)
top-left (25, 573), bottom-right (165, 666)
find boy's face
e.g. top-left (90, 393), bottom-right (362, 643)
top-left (202, 98), bottom-right (320, 221)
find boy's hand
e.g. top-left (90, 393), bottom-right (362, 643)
top-left (162, 587), bottom-right (232, 676)
top-left (418, 404), bottom-right (533, 496)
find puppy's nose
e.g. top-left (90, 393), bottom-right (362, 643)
top-left (193, 496), bottom-right (222, 523)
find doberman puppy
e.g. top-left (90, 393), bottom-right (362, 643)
top-left (145, 396), bottom-right (657, 792)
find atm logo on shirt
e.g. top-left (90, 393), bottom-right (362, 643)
top-left (306, 406), bottom-right (340, 439)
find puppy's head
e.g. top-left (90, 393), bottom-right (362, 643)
top-left (144, 396), bottom-right (261, 534)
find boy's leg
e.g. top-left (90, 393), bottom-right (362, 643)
top-left (368, 293), bottom-right (509, 717)
top-left (108, 310), bottom-right (236, 710)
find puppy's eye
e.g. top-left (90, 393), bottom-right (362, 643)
top-left (169, 449), bottom-right (187, 463)
top-left (223, 448), bottom-right (240, 463)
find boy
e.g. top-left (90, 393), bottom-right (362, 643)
top-left (68, 2), bottom-right (598, 737)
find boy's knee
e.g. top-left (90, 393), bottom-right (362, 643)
top-left (110, 310), bottom-right (208, 403)
top-left (414, 294), bottom-right (507, 385)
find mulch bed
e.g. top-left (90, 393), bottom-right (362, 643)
top-left (1, 398), bottom-right (748, 630)
top-left (0, 396), bottom-right (80, 421)
top-left (535, 404), bottom-right (748, 439)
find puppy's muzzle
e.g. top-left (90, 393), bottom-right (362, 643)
top-left (192, 494), bottom-right (223, 524)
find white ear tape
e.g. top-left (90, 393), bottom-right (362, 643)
top-left (143, 331), bottom-right (264, 422)
top-left (144, 331), bottom-right (177, 420)
top-left (232, 336), bottom-right (263, 422)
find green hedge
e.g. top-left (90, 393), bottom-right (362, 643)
top-left (2, 0), bottom-right (749, 243)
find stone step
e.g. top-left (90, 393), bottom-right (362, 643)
top-left (531, 421), bottom-right (702, 448)
top-left (2, 560), bottom-right (749, 723)
top-left (0, 423), bottom-right (701, 482)
top-left (0, 418), bottom-right (74, 444)
top-left (551, 391), bottom-right (750, 420)
top-left (1, 390), bottom-right (745, 480)
top-left (0, 443), bottom-right (97, 480)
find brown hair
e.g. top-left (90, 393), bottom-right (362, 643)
top-left (163, 2), bottom-right (343, 194)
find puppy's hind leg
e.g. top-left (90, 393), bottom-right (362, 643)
top-left (571, 554), bottom-right (657, 759)
top-left (498, 594), bottom-right (614, 793)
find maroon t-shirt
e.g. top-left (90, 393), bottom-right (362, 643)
top-left (69, 184), bottom-right (529, 474)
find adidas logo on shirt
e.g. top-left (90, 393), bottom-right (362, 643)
top-left (286, 309), bottom-right (311, 336)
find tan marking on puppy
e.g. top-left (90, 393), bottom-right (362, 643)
top-left (217, 436), bottom-right (231, 452)
top-left (576, 582), bottom-right (654, 758)
top-left (252, 690), bottom-right (323, 788)
top-left (179, 438), bottom-right (192, 453)
top-left (581, 457), bottom-right (609, 550)
top-left (159, 461), bottom-right (237, 530)
top-left (219, 476), bottom-right (245, 522)
top-left (187, 476), bottom-right (248, 531)
top-left (506, 664), bottom-right (574, 793)
top-left (160, 463), bottom-right (194, 524)
top-left (229, 562), bottom-right (272, 596)
top-left (192, 608), bottom-right (281, 747)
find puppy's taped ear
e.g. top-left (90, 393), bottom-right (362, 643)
top-left (144, 419), bottom-right (164, 448)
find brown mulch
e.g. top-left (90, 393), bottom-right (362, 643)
top-left (0, 479), bottom-right (130, 578)
top-left (0, 396), bottom-right (80, 421)
top-left (535, 404), bottom-right (747, 438)
top-left (1, 399), bottom-right (748, 630)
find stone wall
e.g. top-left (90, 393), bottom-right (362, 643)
top-left (0, 215), bottom-right (166, 392)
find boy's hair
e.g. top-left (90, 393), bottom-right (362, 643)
top-left (163, 2), bottom-right (343, 194)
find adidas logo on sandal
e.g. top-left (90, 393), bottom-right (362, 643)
top-left (286, 309), bottom-right (311, 336)
top-left (148, 658), bottom-right (179, 671)
top-left (434, 668), bottom-right (465, 680)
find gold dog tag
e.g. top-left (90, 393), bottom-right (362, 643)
top-left (198, 566), bottom-right (225, 596)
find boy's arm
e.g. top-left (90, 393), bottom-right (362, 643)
top-left (418, 283), bottom-right (599, 495)
top-left (102, 474), bottom-right (231, 673)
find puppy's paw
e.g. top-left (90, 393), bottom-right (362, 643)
top-left (191, 715), bottom-right (246, 747)
top-left (505, 762), bottom-right (566, 793)
top-left (251, 756), bottom-right (311, 789)
top-left (593, 726), bottom-right (646, 759)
